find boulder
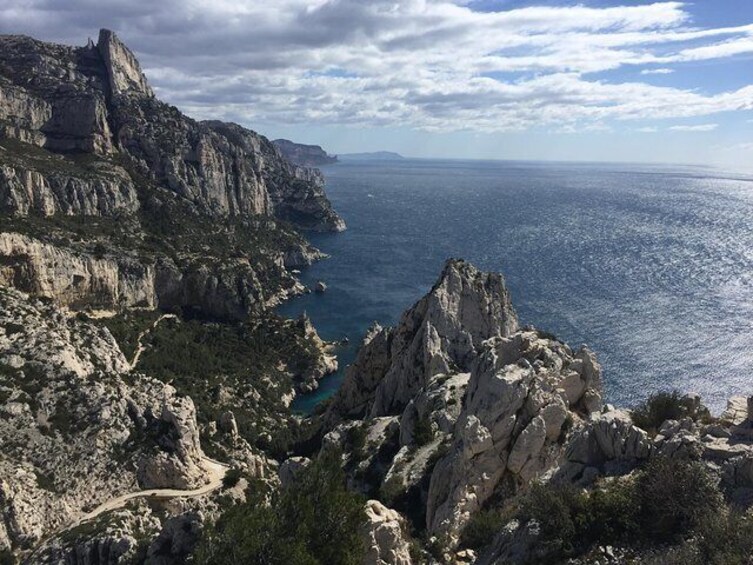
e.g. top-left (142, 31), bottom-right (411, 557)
top-left (360, 500), bottom-right (413, 565)
top-left (558, 409), bottom-right (652, 483)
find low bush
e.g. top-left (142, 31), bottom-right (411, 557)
top-left (222, 468), bottom-right (242, 490)
top-left (460, 509), bottom-right (508, 550)
top-left (637, 457), bottom-right (722, 542)
top-left (511, 457), bottom-right (723, 562)
top-left (631, 391), bottom-right (708, 435)
top-left (348, 424), bottom-right (368, 460)
top-left (412, 414), bottom-right (434, 446)
top-left (195, 450), bottom-right (366, 565)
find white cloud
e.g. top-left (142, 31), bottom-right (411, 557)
top-left (0, 1), bottom-right (752, 133)
top-left (636, 126), bottom-right (659, 132)
top-left (669, 124), bottom-right (719, 132)
top-left (641, 68), bottom-right (674, 75)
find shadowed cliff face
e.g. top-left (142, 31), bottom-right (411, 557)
top-left (0, 29), bottom-right (345, 232)
top-left (273, 138), bottom-right (338, 167)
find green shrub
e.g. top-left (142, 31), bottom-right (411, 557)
top-left (348, 424), bottom-right (368, 460)
top-left (195, 450), bottom-right (365, 565)
top-left (0, 549), bottom-right (15, 565)
top-left (694, 509), bottom-right (753, 565)
top-left (222, 468), bottom-right (242, 490)
top-left (517, 480), bottom-right (639, 559)
top-left (3, 323), bottom-right (24, 337)
top-left (460, 509), bottom-right (507, 550)
top-left (637, 457), bottom-right (722, 542)
top-left (380, 475), bottom-right (405, 508)
top-left (631, 391), bottom-right (708, 435)
top-left (514, 458), bottom-right (723, 562)
top-left (413, 414), bottom-right (434, 446)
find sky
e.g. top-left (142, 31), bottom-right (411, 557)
top-left (0, 1), bottom-right (752, 169)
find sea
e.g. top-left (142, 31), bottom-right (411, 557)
top-left (278, 158), bottom-right (753, 415)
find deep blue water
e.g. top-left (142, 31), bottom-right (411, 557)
top-left (278, 159), bottom-right (753, 414)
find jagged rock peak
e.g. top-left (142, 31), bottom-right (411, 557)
top-left (327, 259), bottom-right (519, 420)
top-left (97, 29), bottom-right (154, 98)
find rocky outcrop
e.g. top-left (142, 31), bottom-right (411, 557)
top-left (294, 314), bottom-right (338, 392)
top-left (35, 502), bottom-right (163, 565)
top-left (202, 121), bottom-right (345, 231)
top-left (360, 500), bottom-right (413, 565)
top-left (327, 259), bottom-right (518, 422)
top-left (154, 255), bottom-right (303, 320)
top-left (137, 393), bottom-right (207, 490)
top-left (425, 333), bottom-right (602, 542)
top-left (321, 260), bottom-right (602, 547)
top-left (0, 232), bottom-right (311, 319)
top-left (0, 35), bottom-right (113, 154)
top-left (273, 138), bottom-right (338, 167)
top-left (97, 29), bottom-right (153, 99)
top-left (0, 286), bottom-right (206, 548)
top-left (0, 30), bottom-right (344, 232)
top-left (557, 408), bottom-right (654, 484)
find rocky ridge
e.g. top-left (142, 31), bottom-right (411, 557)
top-left (0, 29), bottom-right (344, 321)
top-left (313, 259), bottom-right (753, 563)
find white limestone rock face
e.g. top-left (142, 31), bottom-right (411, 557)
top-left (425, 331), bottom-right (602, 543)
top-left (0, 232), bottom-right (308, 321)
top-left (97, 29), bottom-right (154, 99)
top-left (33, 500), bottom-right (162, 564)
top-left (0, 232), bottom-right (157, 310)
top-left (327, 259), bottom-right (518, 422)
top-left (0, 160), bottom-right (139, 217)
top-left (721, 396), bottom-right (750, 425)
top-left (294, 314), bottom-right (338, 393)
top-left (0, 287), bottom-right (206, 547)
top-left (0, 30), bottom-right (345, 232)
top-left (320, 260), bottom-right (603, 549)
top-left (399, 372), bottom-right (470, 447)
top-left (137, 391), bottom-right (207, 490)
top-left (327, 323), bottom-right (395, 421)
top-left (557, 408), bottom-right (654, 484)
top-left (0, 35), bottom-right (114, 154)
top-left (361, 500), bottom-right (413, 565)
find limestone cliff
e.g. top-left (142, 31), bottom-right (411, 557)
top-left (0, 232), bottom-right (156, 310)
top-left (273, 138), bottom-right (338, 167)
top-left (0, 30), bottom-right (344, 231)
top-left (319, 259), bottom-right (753, 560)
top-left (319, 259), bottom-right (602, 546)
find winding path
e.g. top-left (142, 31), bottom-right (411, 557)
top-left (69, 457), bottom-right (229, 529)
top-left (130, 314), bottom-right (176, 369)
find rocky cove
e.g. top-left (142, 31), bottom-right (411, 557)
top-left (0, 29), bottom-right (752, 565)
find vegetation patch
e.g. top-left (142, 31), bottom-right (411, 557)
top-left (469, 457), bottom-right (730, 563)
top-left (195, 450), bottom-right (366, 565)
top-left (120, 312), bottom-right (323, 457)
top-left (631, 390), bottom-right (711, 436)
